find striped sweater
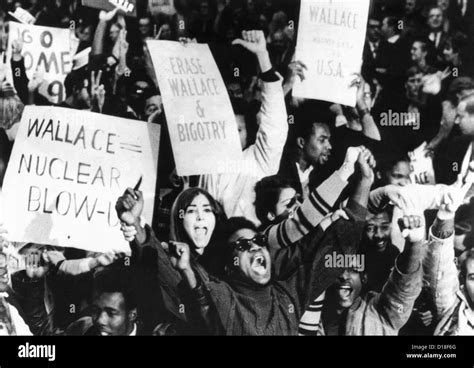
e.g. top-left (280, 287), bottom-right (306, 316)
top-left (264, 171), bottom-right (348, 249)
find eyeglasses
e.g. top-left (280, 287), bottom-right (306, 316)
top-left (229, 234), bottom-right (268, 252)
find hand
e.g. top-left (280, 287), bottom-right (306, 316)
top-left (91, 70), bottom-right (106, 112)
top-left (330, 209), bottom-right (349, 222)
top-left (337, 146), bottom-right (365, 181)
top-left (417, 309), bottom-right (433, 327)
top-left (95, 251), bottom-right (119, 267)
top-left (351, 74), bottom-right (368, 110)
top-left (232, 30), bottom-right (267, 55)
top-left (25, 251), bottom-right (50, 280)
top-left (383, 185), bottom-right (408, 209)
top-left (99, 7), bottom-right (119, 22)
top-left (28, 68), bottom-right (45, 93)
top-left (115, 188), bottom-right (144, 226)
top-left (168, 241), bottom-right (192, 272)
top-left (438, 171), bottom-right (474, 218)
top-left (43, 251), bottom-right (65, 267)
top-left (398, 215), bottom-right (425, 243)
top-left (355, 147), bottom-right (376, 183)
top-left (120, 223), bottom-right (137, 242)
top-left (12, 39), bottom-right (23, 61)
top-left (286, 60), bottom-right (307, 83)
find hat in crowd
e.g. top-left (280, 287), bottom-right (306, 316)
top-left (0, 82), bottom-right (24, 131)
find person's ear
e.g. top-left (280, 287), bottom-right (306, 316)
top-left (267, 212), bottom-right (276, 222)
top-left (361, 272), bottom-right (368, 285)
top-left (296, 137), bottom-right (305, 150)
top-left (128, 308), bottom-right (137, 323)
top-left (375, 171), bottom-right (382, 181)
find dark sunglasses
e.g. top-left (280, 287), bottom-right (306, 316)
top-left (286, 194), bottom-right (302, 209)
top-left (229, 234), bottom-right (268, 252)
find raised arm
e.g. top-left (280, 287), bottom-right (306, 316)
top-left (265, 146), bottom-right (363, 249)
top-left (374, 214), bottom-right (425, 330)
top-left (232, 30), bottom-right (288, 176)
top-left (423, 176), bottom-right (472, 322)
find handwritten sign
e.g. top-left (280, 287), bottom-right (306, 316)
top-left (82, 0), bottom-right (137, 17)
top-left (408, 142), bottom-right (436, 185)
top-left (8, 8), bottom-right (35, 24)
top-left (7, 23), bottom-right (73, 104)
top-left (146, 40), bottom-right (243, 176)
top-left (293, 0), bottom-right (370, 106)
top-left (2, 106), bottom-right (160, 253)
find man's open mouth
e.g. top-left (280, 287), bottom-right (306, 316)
top-left (251, 254), bottom-right (267, 275)
top-left (337, 284), bottom-right (353, 300)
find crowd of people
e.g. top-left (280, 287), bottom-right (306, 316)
top-left (0, 0), bottom-right (473, 336)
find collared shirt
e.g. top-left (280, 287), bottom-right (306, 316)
top-left (387, 35), bottom-right (400, 44)
top-left (296, 162), bottom-right (314, 200)
top-left (461, 143), bottom-right (474, 201)
top-left (457, 293), bottom-right (474, 335)
top-left (429, 31), bottom-right (442, 48)
top-left (369, 41), bottom-right (379, 59)
top-left (129, 323), bottom-right (137, 336)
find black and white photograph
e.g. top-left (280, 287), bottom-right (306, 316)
top-left (0, 0), bottom-right (473, 364)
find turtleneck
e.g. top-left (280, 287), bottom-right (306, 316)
top-left (229, 274), bottom-right (273, 301)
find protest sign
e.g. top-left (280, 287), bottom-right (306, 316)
top-left (146, 40), bottom-right (243, 176)
top-left (8, 8), bottom-right (35, 24)
top-left (82, 0), bottom-right (137, 17)
top-left (408, 142), bottom-right (436, 185)
top-left (293, 0), bottom-right (370, 106)
top-left (6, 22), bottom-right (73, 104)
top-left (2, 106), bottom-right (160, 253)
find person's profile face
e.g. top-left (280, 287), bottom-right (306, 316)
top-left (464, 258), bottom-right (474, 307)
top-left (272, 187), bottom-right (299, 221)
top-left (385, 161), bottom-right (411, 186)
top-left (455, 101), bottom-right (474, 137)
top-left (302, 124), bottom-right (332, 166)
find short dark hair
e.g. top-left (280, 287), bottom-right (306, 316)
top-left (254, 175), bottom-right (292, 225)
top-left (384, 16), bottom-right (401, 34)
top-left (224, 217), bottom-right (259, 267)
top-left (413, 38), bottom-right (429, 52)
top-left (225, 217), bottom-right (258, 242)
top-left (64, 69), bottom-right (88, 97)
top-left (444, 32), bottom-right (469, 53)
top-left (93, 268), bottom-right (137, 312)
top-left (406, 65), bottom-right (423, 78)
top-left (376, 153), bottom-right (410, 173)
